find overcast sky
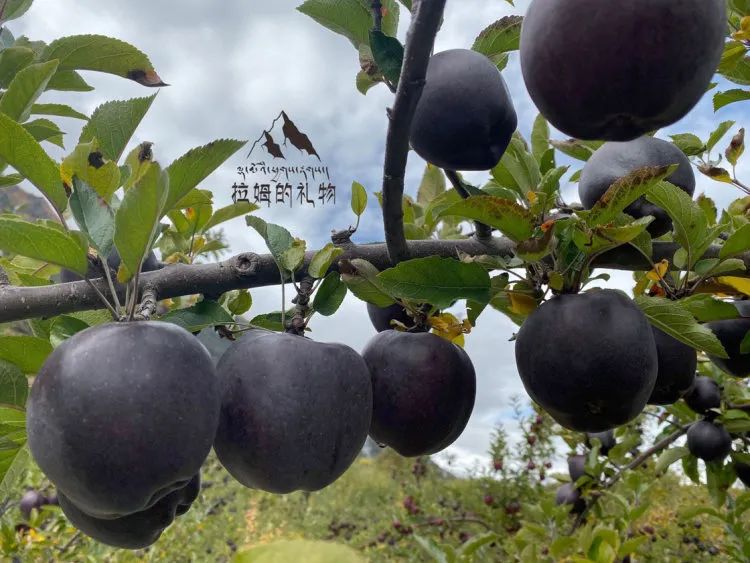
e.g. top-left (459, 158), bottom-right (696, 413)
top-left (10, 0), bottom-right (749, 473)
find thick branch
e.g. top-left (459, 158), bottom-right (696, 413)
top-left (0, 239), bottom-right (747, 324)
top-left (381, 0), bottom-right (446, 264)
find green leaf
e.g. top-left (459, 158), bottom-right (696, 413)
top-left (706, 121), bottom-right (735, 152)
top-left (172, 188), bottom-right (213, 209)
top-left (160, 300), bottom-right (235, 333)
top-left (41, 35), bottom-right (166, 85)
top-left (309, 243), bottom-right (344, 278)
top-left (741, 330), bottom-right (750, 355)
top-left (471, 16), bottom-right (522, 70)
top-left (0, 0), bottom-right (33, 24)
top-left (530, 114), bottom-right (550, 163)
top-left (235, 539), bottom-right (364, 563)
top-left (31, 103), bottom-right (88, 121)
top-left (0, 59), bottom-right (59, 122)
top-left (369, 30), bottom-right (403, 85)
top-left (683, 455), bottom-right (700, 485)
top-left (0, 443), bottom-right (30, 502)
top-left (23, 118), bottom-right (64, 148)
top-left (417, 164), bottom-right (446, 206)
top-left (164, 139), bottom-right (246, 213)
top-left (223, 290), bottom-right (252, 316)
top-left (670, 133), bottom-right (705, 156)
top-left (79, 95), bottom-right (157, 162)
top-left (0, 361), bottom-right (27, 409)
top-left (460, 532), bottom-right (499, 557)
top-left (202, 201), bottom-right (259, 233)
top-left (341, 259), bottom-right (394, 307)
top-left (0, 112), bottom-right (67, 213)
top-left (655, 446), bottom-right (689, 474)
top-left (249, 312), bottom-right (294, 332)
top-left (646, 181), bottom-right (711, 265)
top-left (492, 137), bottom-right (541, 196)
top-left (378, 256), bottom-right (490, 309)
top-left (245, 216), bottom-right (294, 263)
top-left (587, 166), bottom-right (674, 227)
top-left (618, 537), bottom-right (648, 558)
top-left (635, 295), bottom-right (729, 358)
top-left (681, 294), bottom-right (743, 322)
top-left (0, 174), bottom-right (22, 188)
top-left (313, 272), bottom-right (347, 316)
top-left (49, 315), bottom-right (89, 348)
top-left (439, 195), bottom-right (535, 242)
top-left (550, 138), bottom-right (596, 161)
top-left (69, 177), bottom-right (115, 258)
top-left (0, 336), bottom-right (52, 374)
top-left (0, 46), bottom-right (34, 89)
top-left (279, 239), bottom-right (307, 273)
top-left (350, 181), bottom-right (367, 216)
top-left (714, 88), bottom-right (750, 111)
top-left (0, 216), bottom-right (87, 274)
top-left (46, 69), bottom-right (93, 92)
top-left (113, 163), bottom-right (168, 281)
top-left (573, 216), bottom-right (654, 256)
top-left (721, 224), bottom-right (750, 258)
top-left (539, 166), bottom-right (569, 199)
top-left (414, 535), bottom-right (450, 563)
top-left (297, 0), bottom-right (373, 49)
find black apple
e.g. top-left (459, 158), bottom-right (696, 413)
top-left (706, 301), bottom-right (750, 378)
top-left (683, 376), bottom-right (721, 414)
top-left (58, 475), bottom-right (200, 549)
top-left (515, 290), bottom-right (657, 432)
top-left (579, 137), bottom-right (696, 237)
top-left (362, 331), bottom-right (476, 457)
top-left (214, 330), bottom-right (372, 494)
top-left (27, 322), bottom-right (219, 518)
top-left (687, 421), bottom-right (732, 462)
top-left (648, 327), bottom-right (697, 405)
top-left (410, 49), bottom-right (517, 171)
top-left (520, 0), bottom-right (726, 140)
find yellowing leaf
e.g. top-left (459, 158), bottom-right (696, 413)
top-left (509, 292), bottom-right (537, 315)
top-left (61, 140), bottom-right (120, 202)
top-left (717, 276), bottom-right (750, 296)
top-left (430, 313), bottom-right (470, 347)
top-left (647, 259), bottom-right (670, 282)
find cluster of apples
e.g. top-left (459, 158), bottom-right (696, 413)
top-left (406, 0), bottom-right (745, 436)
top-left (25, 300), bottom-right (475, 548)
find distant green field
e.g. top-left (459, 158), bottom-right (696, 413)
top-left (0, 445), bottom-right (733, 562)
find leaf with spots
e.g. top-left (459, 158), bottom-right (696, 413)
top-left (41, 35), bottom-right (167, 86)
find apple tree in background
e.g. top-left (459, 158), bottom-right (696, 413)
top-left (1, 0), bottom-right (750, 560)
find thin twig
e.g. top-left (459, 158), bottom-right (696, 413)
top-left (371, 0), bottom-right (383, 31)
top-left (381, 0), bottom-right (447, 264)
top-left (415, 515), bottom-right (495, 532)
top-left (84, 279), bottom-right (119, 320)
top-left (445, 169), bottom-right (493, 240)
top-left (569, 424), bottom-right (691, 533)
top-left (54, 207), bottom-right (70, 231)
top-left (101, 259), bottom-right (121, 312)
top-left (58, 531), bottom-right (82, 554)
